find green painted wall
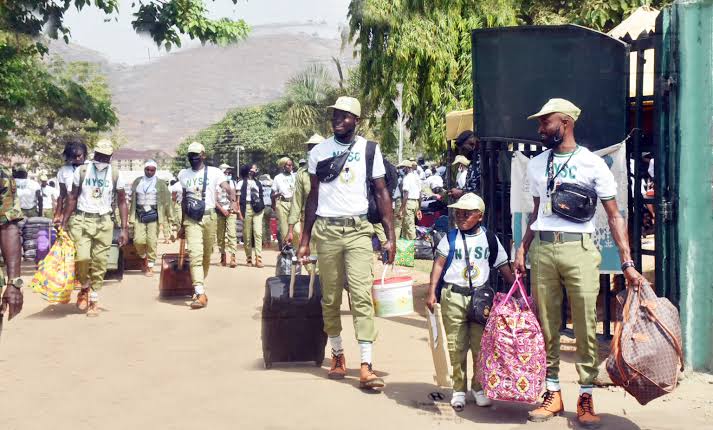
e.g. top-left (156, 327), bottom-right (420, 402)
top-left (674, 0), bottom-right (713, 371)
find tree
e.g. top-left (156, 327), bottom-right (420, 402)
top-left (348, 0), bottom-right (671, 154)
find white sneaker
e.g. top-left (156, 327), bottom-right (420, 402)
top-left (450, 392), bottom-right (466, 411)
top-left (471, 389), bottom-right (492, 407)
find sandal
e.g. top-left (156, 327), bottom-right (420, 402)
top-left (451, 392), bottom-right (466, 412)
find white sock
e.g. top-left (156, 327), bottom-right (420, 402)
top-left (147, 261), bottom-right (155, 268)
top-left (194, 284), bottom-right (205, 295)
top-left (546, 378), bottom-right (561, 392)
top-left (89, 290), bottom-right (99, 302)
top-left (359, 341), bottom-right (373, 364)
top-left (329, 335), bottom-right (343, 355)
top-left (579, 385), bottom-right (594, 395)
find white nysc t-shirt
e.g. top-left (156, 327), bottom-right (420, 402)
top-left (177, 166), bottom-right (227, 211)
top-left (15, 178), bottom-right (41, 210)
top-left (272, 173), bottom-right (296, 199)
top-left (308, 136), bottom-right (386, 217)
top-left (527, 145), bottom-right (617, 234)
top-left (402, 171), bottom-right (421, 200)
top-left (72, 164), bottom-right (125, 215)
top-left (436, 228), bottom-right (508, 288)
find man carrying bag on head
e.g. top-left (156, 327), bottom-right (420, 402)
top-left (514, 98), bottom-right (645, 427)
top-left (297, 96), bottom-right (396, 390)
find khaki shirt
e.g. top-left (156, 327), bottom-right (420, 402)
top-left (0, 167), bottom-right (23, 225)
top-left (287, 167), bottom-right (311, 226)
top-left (129, 176), bottom-right (173, 225)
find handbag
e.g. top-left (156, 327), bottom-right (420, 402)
top-left (394, 239), bottom-right (415, 267)
top-left (185, 167), bottom-right (208, 221)
top-left (315, 140), bottom-right (356, 183)
top-left (461, 231), bottom-right (495, 325)
top-left (138, 207), bottom-right (158, 223)
top-left (546, 149), bottom-right (597, 223)
top-left (250, 183), bottom-right (265, 213)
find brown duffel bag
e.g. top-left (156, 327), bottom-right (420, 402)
top-left (606, 282), bottom-right (684, 405)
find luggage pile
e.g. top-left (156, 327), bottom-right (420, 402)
top-left (22, 217), bottom-right (53, 261)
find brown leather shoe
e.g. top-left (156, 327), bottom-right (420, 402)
top-left (229, 254), bottom-right (237, 268)
top-left (220, 253), bottom-right (227, 266)
top-left (359, 363), bottom-right (385, 389)
top-left (190, 294), bottom-right (208, 309)
top-left (577, 393), bottom-right (601, 427)
top-left (528, 390), bottom-right (564, 422)
top-left (246, 256), bottom-right (253, 267)
top-left (76, 289), bottom-right (90, 312)
top-left (255, 256), bottom-right (264, 268)
top-left (86, 301), bottom-right (100, 317)
top-left (327, 353), bottom-right (347, 380)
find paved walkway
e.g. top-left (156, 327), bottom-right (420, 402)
top-left (0, 242), bottom-right (709, 430)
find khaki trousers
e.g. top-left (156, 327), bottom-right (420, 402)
top-left (133, 220), bottom-right (159, 264)
top-left (441, 285), bottom-right (484, 392)
top-left (243, 206), bottom-right (263, 259)
top-left (217, 212), bottom-right (237, 254)
top-left (401, 200), bottom-right (419, 240)
top-left (313, 216), bottom-right (376, 342)
top-left (184, 211), bottom-right (217, 287)
top-left (530, 233), bottom-right (601, 386)
top-left (69, 212), bottom-right (113, 291)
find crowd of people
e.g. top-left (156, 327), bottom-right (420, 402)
top-left (0, 96), bottom-right (647, 427)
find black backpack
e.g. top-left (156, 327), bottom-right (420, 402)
top-left (365, 141), bottom-right (397, 224)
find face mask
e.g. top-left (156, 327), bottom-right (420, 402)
top-left (542, 125), bottom-right (564, 149)
top-left (95, 162), bottom-right (109, 171)
top-left (188, 155), bottom-right (202, 170)
top-left (226, 175), bottom-right (232, 181)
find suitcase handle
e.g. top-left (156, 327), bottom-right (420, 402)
top-left (178, 239), bottom-right (186, 267)
top-left (289, 257), bottom-right (317, 299)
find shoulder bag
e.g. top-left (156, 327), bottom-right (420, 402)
top-left (185, 167), bottom-right (208, 221)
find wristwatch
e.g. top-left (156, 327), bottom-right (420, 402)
top-left (8, 277), bottom-right (23, 289)
top-left (621, 260), bottom-right (635, 272)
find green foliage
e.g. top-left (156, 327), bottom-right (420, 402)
top-left (348, 0), bottom-right (671, 155)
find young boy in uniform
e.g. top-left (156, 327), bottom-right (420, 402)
top-left (426, 193), bottom-right (515, 411)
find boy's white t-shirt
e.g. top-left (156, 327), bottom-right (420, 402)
top-left (527, 145), bottom-right (617, 234)
top-left (436, 229), bottom-right (508, 288)
top-left (236, 179), bottom-right (260, 202)
top-left (72, 164), bottom-right (125, 215)
top-left (177, 166), bottom-right (226, 211)
top-left (15, 178), bottom-right (41, 210)
top-left (308, 136), bottom-right (386, 217)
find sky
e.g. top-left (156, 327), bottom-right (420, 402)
top-left (63, 0), bottom-right (351, 64)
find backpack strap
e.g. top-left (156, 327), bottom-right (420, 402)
top-left (484, 227), bottom-right (498, 269)
top-left (366, 141), bottom-right (376, 181)
top-left (436, 228), bottom-right (460, 303)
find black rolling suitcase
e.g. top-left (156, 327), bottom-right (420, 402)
top-left (262, 260), bottom-right (326, 369)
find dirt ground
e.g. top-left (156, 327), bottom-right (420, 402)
top-left (1, 242), bottom-right (711, 430)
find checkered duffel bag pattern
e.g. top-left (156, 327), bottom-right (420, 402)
top-left (480, 275), bottom-right (546, 403)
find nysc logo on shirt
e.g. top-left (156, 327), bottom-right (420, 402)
top-left (84, 177), bottom-right (111, 188)
top-left (453, 247), bottom-right (491, 260)
top-left (461, 263), bottom-right (481, 282)
top-left (334, 151), bottom-right (361, 186)
top-left (184, 177), bottom-right (205, 191)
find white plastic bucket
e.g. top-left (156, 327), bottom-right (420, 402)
top-left (372, 267), bottom-right (414, 317)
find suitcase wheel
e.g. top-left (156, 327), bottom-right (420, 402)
top-left (315, 360), bottom-right (323, 367)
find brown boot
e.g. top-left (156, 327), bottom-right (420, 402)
top-left (359, 363), bottom-right (385, 389)
top-left (229, 254), bottom-right (237, 268)
top-left (528, 390), bottom-right (564, 422)
top-left (220, 253), bottom-right (227, 266)
top-left (143, 258), bottom-right (154, 277)
top-left (86, 301), bottom-right (100, 317)
top-left (246, 256), bottom-right (253, 267)
top-left (577, 393), bottom-right (601, 428)
top-left (327, 353), bottom-right (346, 380)
top-left (76, 289), bottom-right (90, 312)
top-left (190, 294), bottom-right (208, 309)
top-left (255, 256), bottom-right (264, 268)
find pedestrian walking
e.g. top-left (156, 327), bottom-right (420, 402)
top-left (40, 175), bottom-right (58, 219)
top-left (426, 193), bottom-right (515, 411)
top-left (272, 157), bottom-right (295, 248)
top-left (513, 98), bottom-right (645, 426)
top-left (237, 163), bottom-right (265, 268)
top-left (13, 165), bottom-right (42, 218)
top-left (60, 139), bottom-right (129, 317)
top-left (297, 96), bottom-right (396, 389)
top-left (287, 133), bottom-right (323, 246)
top-left (397, 160), bottom-right (420, 240)
top-left (54, 140), bottom-right (88, 225)
top-left (177, 142), bottom-right (238, 309)
top-left (216, 163), bottom-right (238, 268)
top-left (259, 174), bottom-right (274, 246)
top-left (0, 165), bottom-right (24, 321)
top-left (129, 160), bottom-right (172, 277)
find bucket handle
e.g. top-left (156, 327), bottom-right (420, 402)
top-left (289, 256), bottom-right (317, 299)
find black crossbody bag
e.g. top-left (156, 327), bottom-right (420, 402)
top-left (547, 150), bottom-right (598, 223)
top-left (461, 231), bottom-right (496, 325)
top-left (315, 140), bottom-right (356, 183)
top-left (186, 167), bottom-right (208, 221)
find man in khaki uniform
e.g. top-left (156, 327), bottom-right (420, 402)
top-left (129, 160), bottom-right (172, 277)
top-left (298, 96), bottom-right (395, 389)
top-left (61, 139), bottom-right (129, 317)
top-left (40, 175), bottom-right (58, 219)
top-left (216, 163), bottom-right (238, 268)
top-left (514, 99), bottom-right (645, 426)
top-left (286, 133), bottom-right (323, 246)
top-left (397, 160), bottom-right (421, 240)
top-left (178, 142), bottom-right (238, 309)
top-left (0, 165), bottom-right (24, 321)
top-left (271, 157), bottom-right (295, 248)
